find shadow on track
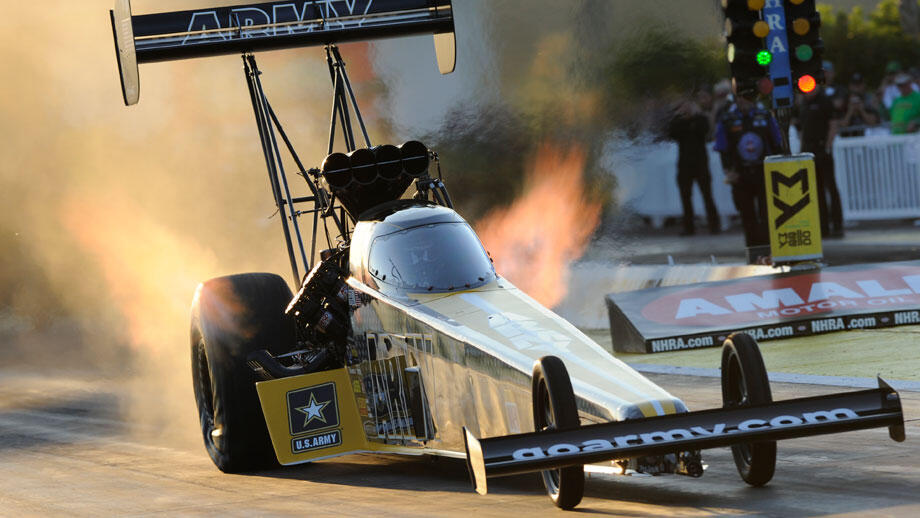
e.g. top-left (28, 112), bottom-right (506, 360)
top-left (249, 454), bottom-right (543, 496)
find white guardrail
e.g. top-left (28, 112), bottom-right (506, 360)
top-left (604, 138), bottom-right (743, 229)
top-left (607, 130), bottom-right (920, 226)
top-left (833, 132), bottom-right (920, 221)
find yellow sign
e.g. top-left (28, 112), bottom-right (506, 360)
top-left (256, 368), bottom-right (368, 465)
top-left (763, 154), bottom-right (823, 263)
top-left (257, 367), bottom-right (437, 465)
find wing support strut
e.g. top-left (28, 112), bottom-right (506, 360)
top-left (241, 45), bottom-right (368, 283)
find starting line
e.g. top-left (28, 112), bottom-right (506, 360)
top-left (631, 363), bottom-right (920, 393)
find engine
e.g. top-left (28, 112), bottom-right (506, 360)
top-left (279, 248), bottom-right (353, 373)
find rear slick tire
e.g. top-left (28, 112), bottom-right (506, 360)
top-left (190, 272), bottom-right (295, 473)
top-left (532, 355), bottom-right (584, 510)
top-left (721, 332), bottom-right (776, 487)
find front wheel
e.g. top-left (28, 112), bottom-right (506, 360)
top-left (721, 332), bottom-right (776, 486)
top-left (532, 356), bottom-right (584, 510)
top-left (190, 273), bottom-right (296, 473)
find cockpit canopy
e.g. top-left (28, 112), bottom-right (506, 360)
top-left (369, 222), bottom-right (495, 292)
top-left (352, 202), bottom-right (496, 294)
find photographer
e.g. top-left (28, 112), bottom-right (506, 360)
top-left (667, 94), bottom-right (720, 236)
top-left (838, 73), bottom-right (880, 138)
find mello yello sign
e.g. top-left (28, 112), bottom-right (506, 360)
top-left (764, 154), bottom-right (823, 263)
top-left (606, 262), bottom-right (920, 353)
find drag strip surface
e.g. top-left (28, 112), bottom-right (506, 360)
top-left (1, 370), bottom-right (918, 517)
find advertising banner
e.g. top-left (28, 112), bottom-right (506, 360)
top-left (606, 261), bottom-right (920, 354)
top-left (764, 154), bottom-right (823, 263)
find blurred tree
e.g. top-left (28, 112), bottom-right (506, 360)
top-left (412, 1), bottom-right (729, 219)
top-left (899, 0), bottom-right (920, 35)
top-left (607, 27), bottom-right (724, 101)
top-left (820, 0), bottom-right (920, 87)
top-left (598, 25), bottom-right (725, 138)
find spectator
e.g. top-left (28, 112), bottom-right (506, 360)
top-left (696, 84), bottom-right (713, 113)
top-left (889, 73), bottom-right (920, 134)
top-left (714, 96), bottom-right (782, 252)
top-left (837, 73), bottom-right (880, 137)
top-left (667, 95), bottom-right (720, 235)
top-left (797, 85), bottom-right (844, 238)
top-left (823, 61), bottom-right (838, 97)
top-left (710, 80), bottom-right (733, 138)
top-left (880, 61), bottom-right (919, 113)
top-left (823, 60), bottom-right (848, 119)
top-left (910, 66), bottom-right (920, 85)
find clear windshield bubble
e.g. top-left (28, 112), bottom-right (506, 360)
top-left (368, 222), bottom-right (496, 292)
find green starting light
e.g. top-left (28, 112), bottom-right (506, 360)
top-left (756, 50), bottom-right (773, 66)
top-left (795, 44), bottom-right (813, 62)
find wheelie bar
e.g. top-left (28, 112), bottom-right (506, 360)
top-left (463, 378), bottom-right (904, 495)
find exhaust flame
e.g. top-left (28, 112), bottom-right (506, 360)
top-left (475, 143), bottom-right (601, 308)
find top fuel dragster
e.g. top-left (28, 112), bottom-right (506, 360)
top-left (110, 0), bottom-right (905, 509)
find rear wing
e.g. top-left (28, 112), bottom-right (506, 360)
top-left (110, 0), bottom-right (455, 105)
top-left (464, 378), bottom-right (905, 494)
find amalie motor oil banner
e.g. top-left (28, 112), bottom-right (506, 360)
top-left (606, 261), bottom-right (920, 354)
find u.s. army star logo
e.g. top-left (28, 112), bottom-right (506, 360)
top-left (287, 382), bottom-right (339, 436)
top-left (296, 393), bottom-right (330, 427)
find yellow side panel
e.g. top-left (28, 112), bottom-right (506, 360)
top-left (256, 368), bottom-right (368, 465)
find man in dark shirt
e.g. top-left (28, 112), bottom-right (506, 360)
top-left (797, 86), bottom-right (844, 237)
top-left (714, 97), bottom-right (783, 251)
top-left (823, 60), bottom-right (849, 121)
top-left (667, 98), bottom-right (720, 235)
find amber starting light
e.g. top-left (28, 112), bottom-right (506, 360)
top-left (753, 20), bottom-right (770, 38)
top-left (792, 18), bottom-right (811, 35)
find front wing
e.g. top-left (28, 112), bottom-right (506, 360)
top-left (256, 368), bottom-right (369, 465)
top-left (256, 366), bottom-right (454, 464)
top-left (463, 378), bottom-right (905, 494)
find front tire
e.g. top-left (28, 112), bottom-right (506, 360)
top-left (190, 273), bottom-right (296, 472)
top-left (532, 356), bottom-right (584, 510)
top-left (721, 332), bottom-right (776, 486)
